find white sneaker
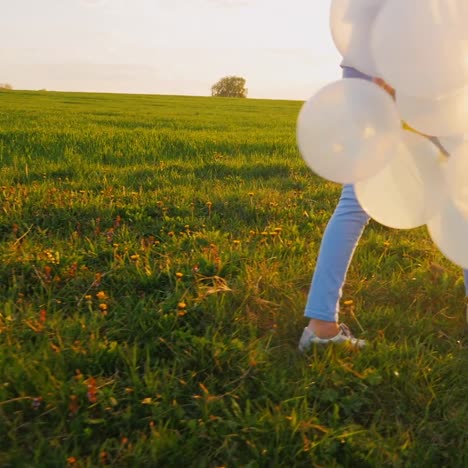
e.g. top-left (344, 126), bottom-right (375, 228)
top-left (298, 323), bottom-right (366, 352)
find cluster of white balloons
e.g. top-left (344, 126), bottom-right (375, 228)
top-left (297, 0), bottom-right (468, 269)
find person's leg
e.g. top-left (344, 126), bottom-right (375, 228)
top-left (303, 184), bottom-right (370, 334)
top-left (299, 65), bottom-right (374, 345)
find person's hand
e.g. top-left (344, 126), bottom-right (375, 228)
top-left (373, 77), bottom-right (395, 99)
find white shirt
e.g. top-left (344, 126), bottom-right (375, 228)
top-left (331, 0), bottom-right (387, 75)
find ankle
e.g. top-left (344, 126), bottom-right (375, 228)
top-left (307, 319), bottom-right (340, 339)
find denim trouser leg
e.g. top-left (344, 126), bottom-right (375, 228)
top-left (304, 185), bottom-right (370, 321)
top-left (303, 184), bottom-right (468, 322)
top-left (303, 65), bottom-right (374, 322)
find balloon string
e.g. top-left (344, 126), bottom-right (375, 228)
top-left (402, 121), bottom-right (450, 159)
top-left (373, 78), bottom-right (449, 159)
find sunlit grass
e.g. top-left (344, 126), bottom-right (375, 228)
top-left (0, 90), bottom-right (466, 467)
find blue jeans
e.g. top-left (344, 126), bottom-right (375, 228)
top-left (304, 67), bottom-right (468, 322)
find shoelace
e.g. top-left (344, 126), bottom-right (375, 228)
top-left (338, 323), bottom-right (353, 338)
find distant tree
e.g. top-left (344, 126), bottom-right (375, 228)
top-left (0, 83), bottom-right (13, 90)
top-left (211, 76), bottom-right (247, 98)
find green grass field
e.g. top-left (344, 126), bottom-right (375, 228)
top-left (0, 89), bottom-right (466, 467)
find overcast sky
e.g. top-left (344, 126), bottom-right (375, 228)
top-left (0, 0), bottom-right (341, 100)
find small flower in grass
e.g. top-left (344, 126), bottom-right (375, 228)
top-left (100, 452), bottom-right (108, 464)
top-left (130, 254), bottom-right (140, 261)
top-left (142, 397), bottom-right (153, 405)
top-left (69, 395), bottom-right (79, 415)
top-left (99, 303), bottom-right (108, 315)
top-left (93, 272), bottom-right (102, 287)
top-left (249, 230), bottom-right (256, 236)
top-left (178, 302), bottom-right (187, 316)
top-left (342, 300), bottom-right (355, 317)
top-left (39, 309), bottom-right (47, 324)
top-left (86, 377), bottom-right (98, 403)
top-left (168, 231), bottom-right (175, 237)
top-left (248, 192), bottom-right (254, 197)
top-left (175, 272), bottom-right (183, 280)
top-left (274, 227), bottom-right (282, 234)
top-left (233, 239), bottom-right (241, 246)
top-left (67, 457), bottom-right (77, 466)
top-left (96, 291), bottom-right (107, 300)
top-left (261, 231), bottom-right (268, 236)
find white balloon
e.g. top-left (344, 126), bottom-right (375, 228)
top-left (355, 131), bottom-right (447, 229)
top-left (427, 197), bottom-right (468, 269)
top-left (396, 84), bottom-right (468, 137)
top-left (371, 0), bottom-right (468, 99)
top-left (330, 0), bottom-right (387, 76)
top-left (446, 141), bottom-right (468, 217)
top-left (297, 79), bottom-right (401, 184)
